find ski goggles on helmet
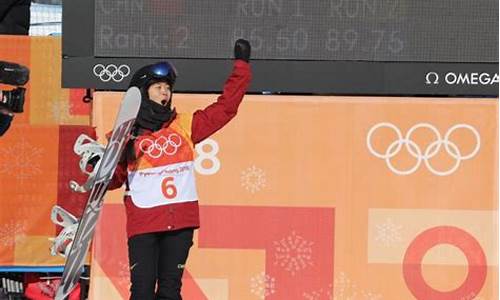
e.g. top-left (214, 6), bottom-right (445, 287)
top-left (129, 61), bottom-right (177, 89)
top-left (150, 62), bottom-right (176, 79)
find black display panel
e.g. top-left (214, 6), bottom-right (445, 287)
top-left (62, 0), bottom-right (499, 96)
top-left (94, 0), bottom-right (497, 62)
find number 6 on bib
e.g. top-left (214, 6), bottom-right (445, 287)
top-left (161, 177), bottom-right (178, 199)
top-left (55, 87), bottom-right (141, 300)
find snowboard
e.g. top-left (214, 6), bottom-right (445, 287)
top-left (55, 87), bottom-right (141, 300)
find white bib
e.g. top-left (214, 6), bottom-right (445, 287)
top-left (125, 161), bottom-right (199, 208)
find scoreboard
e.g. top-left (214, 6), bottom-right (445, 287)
top-left (63, 0), bottom-right (499, 96)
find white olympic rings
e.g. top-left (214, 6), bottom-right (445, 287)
top-left (366, 123), bottom-right (480, 176)
top-left (93, 64), bottom-right (131, 82)
top-left (139, 134), bottom-right (182, 158)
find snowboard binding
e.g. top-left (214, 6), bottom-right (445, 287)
top-left (50, 134), bottom-right (104, 257)
top-left (69, 134), bottom-right (105, 193)
top-left (49, 206), bottom-right (78, 258)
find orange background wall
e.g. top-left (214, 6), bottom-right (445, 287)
top-left (89, 93), bottom-right (498, 300)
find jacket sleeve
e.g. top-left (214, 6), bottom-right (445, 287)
top-left (107, 159), bottom-right (127, 190)
top-left (190, 60), bottom-right (251, 144)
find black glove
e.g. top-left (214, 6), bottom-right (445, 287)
top-left (234, 39), bottom-right (251, 62)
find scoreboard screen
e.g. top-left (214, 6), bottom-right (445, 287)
top-left (94, 0), bottom-right (497, 62)
top-left (63, 0), bottom-right (499, 96)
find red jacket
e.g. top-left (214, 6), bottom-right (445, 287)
top-left (109, 60), bottom-right (251, 238)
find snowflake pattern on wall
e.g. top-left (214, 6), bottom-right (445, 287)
top-left (0, 220), bottom-right (27, 247)
top-left (117, 260), bottom-right (131, 290)
top-left (303, 284), bottom-right (333, 300)
top-left (241, 165), bottom-right (266, 193)
top-left (374, 218), bottom-right (402, 247)
top-left (360, 291), bottom-right (383, 300)
top-left (334, 272), bottom-right (358, 300)
top-left (273, 231), bottom-right (314, 276)
top-left (0, 137), bottom-right (43, 183)
top-left (250, 272), bottom-right (276, 299)
top-left (459, 293), bottom-right (484, 300)
top-left (334, 272), bottom-right (383, 300)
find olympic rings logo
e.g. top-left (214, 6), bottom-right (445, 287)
top-left (366, 123), bottom-right (480, 176)
top-left (92, 64), bottom-right (131, 82)
top-left (139, 134), bottom-right (182, 158)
